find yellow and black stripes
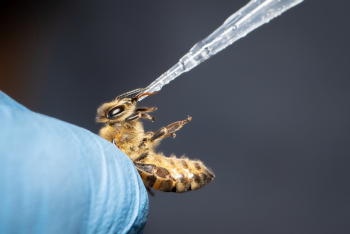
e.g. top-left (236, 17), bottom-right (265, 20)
top-left (134, 162), bottom-right (176, 192)
top-left (134, 154), bottom-right (214, 193)
top-left (97, 92), bottom-right (214, 193)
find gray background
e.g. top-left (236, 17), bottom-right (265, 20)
top-left (2, 0), bottom-right (350, 233)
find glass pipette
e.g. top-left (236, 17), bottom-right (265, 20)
top-left (137, 0), bottom-right (303, 101)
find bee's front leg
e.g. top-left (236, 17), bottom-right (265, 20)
top-left (125, 112), bottom-right (156, 122)
top-left (135, 107), bottom-right (157, 113)
top-left (140, 113), bottom-right (156, 122)
top-left (124, 112), bottom-right (142, 122)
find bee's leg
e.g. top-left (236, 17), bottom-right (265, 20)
top-left (164, 132), bottom-right (176, 138)
top-left (144, 131), bottom-right (154, 137)
top-left (125, 112), bottom-right (141, 122)
top-left (134, 107), bottom-right (157, 121)
top-left (150, 127), bottom-right (167, 141)
top-left (135, 107), bottom-right (157, 113)
top-left (151, 116), bottom-right (192, 142)
top-left (140, 113), bottom-right (156, 122)
top-left (125, 112), bottom-right (156, 122)
top-left (133, 152), bottom-right (149, 162)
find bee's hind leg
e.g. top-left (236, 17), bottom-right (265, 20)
top-left (133, 153), bottom-right (156, 196)
top-left (151, 116), bottom-right (192, 142)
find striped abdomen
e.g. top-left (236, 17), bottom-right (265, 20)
top-left (134, 154), bottom-right (214, 193)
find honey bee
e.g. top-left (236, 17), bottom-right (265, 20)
top-left (96, 88), bottom-right (214, 193)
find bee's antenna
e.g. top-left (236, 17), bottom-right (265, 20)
top-left (116, 88), bottom-right (146, 101)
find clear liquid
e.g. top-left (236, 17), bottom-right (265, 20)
top-left (139, 0), bottom-right (303, 100)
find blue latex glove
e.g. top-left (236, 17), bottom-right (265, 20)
top-left (0, 91), bottom-right (148, 234)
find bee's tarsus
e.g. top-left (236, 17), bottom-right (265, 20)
top-left (140, 112), bottom-right (156, 122)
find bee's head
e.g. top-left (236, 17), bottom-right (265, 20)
top-left (96, 88), bottom-right (158, 123)
top-left (96, 95), bottom-right (139, 123)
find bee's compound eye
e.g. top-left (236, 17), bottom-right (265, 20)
top-left (107, 105), bottom-right (125, 118)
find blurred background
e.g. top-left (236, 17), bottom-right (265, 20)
top-left (1, 0), bottom-right (349, 233)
